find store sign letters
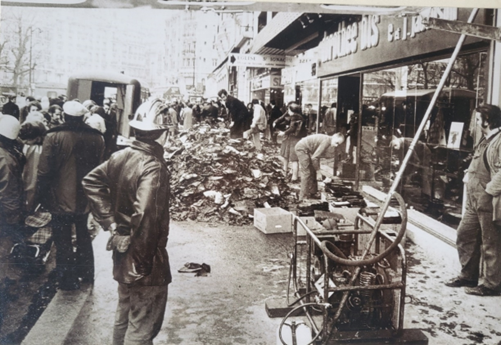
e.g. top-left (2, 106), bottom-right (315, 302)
top-left (228, 54), bottom-right (293, 68)
top-left (388, 8), bottom-right (457, 42)
top-left (320, 7), bottom-right (458, 64)
top-left (252, 75), bottom-right (282, 90)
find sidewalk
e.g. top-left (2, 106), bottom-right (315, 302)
top-left (22, 217), bottom-right (501, 345)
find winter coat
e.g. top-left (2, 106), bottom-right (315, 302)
top-left (82, 140), bottom-right (171, 286)
top-left (251, 104), bottom-right (267, 131)
top-left (35, 121), bottom-right (104, 215)
top-left (225, 95), bottom-right (251, 138)
top-left (482, 130), bottom-right (501, 197)
top-left (0, 137), bottom-right (25, 226)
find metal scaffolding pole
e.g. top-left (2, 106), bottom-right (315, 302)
top-left (370, 8), bottom-right (479, 235)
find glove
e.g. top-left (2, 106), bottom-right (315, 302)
top-left (106, 232), bottom-right (131, 253)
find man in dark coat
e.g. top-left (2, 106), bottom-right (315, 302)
top-left (2, 92), bottom-right (20, 120)
top-left (82, 98), bottom-right (171, 345)
top-left (34, 101), bottom-right (105, 290)
top-left (269, 100), bottom-right (283, 143)
top-left (0, 115), bottom-right (24, 241)
top-left (218, 89), bottom-right (251, 138)
top-left (102, 99), bottom-right (118, 159)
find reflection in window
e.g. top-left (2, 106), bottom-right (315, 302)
top-left (360, 51), bottom-right (487, 227)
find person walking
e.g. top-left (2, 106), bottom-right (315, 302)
top-left (295, 133), bottom-right (345, 201)
top-left (34, 100), bottom-right (105, 290)
top-left (82, 98), bottom-right (172, 345)
top-left (445, 104), bottom-right (501, 296)
top-left (218, 89), bottom-right (251, 138)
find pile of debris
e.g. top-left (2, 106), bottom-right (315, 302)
top-left (165, 125), bottom-right (298, 225)
top-left (323, 181), bottom-right (367, 208)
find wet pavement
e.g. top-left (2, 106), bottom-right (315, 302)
top-left (25, 217), bottom-right (501, 345)
top-left (0, 233), bottom-right (56, 345)
top-left (64, 221), bottom-right (293, 345)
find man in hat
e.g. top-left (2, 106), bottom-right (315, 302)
top-left (0, 115), bottom-right (24, 241)
top-left (34, 100), bottom-right (105, 290)
top-left (2, 92), bottom-right (20, 120)
top-left (83, 98), bottom-right (171, 345)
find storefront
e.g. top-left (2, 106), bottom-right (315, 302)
top-left (316, 8), bottom-right (493, 226)
top-left (225, 53), bottom-right (291, 105)
top-left (250, 71), bottom-right (283, 106)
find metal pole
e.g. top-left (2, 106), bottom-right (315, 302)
top-left (326, 8), bottom-right (480, 339)
top-left (374, 7), bottom-right (479, 229)
top-left (355, 73), bottom-right (364, 190)
top-left (29, 28), bottom-right (33, 96)
top-left (316, 78), bottom-right (322, 134)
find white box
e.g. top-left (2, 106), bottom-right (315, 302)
top-left (254, 208), bottom-right (292, 234)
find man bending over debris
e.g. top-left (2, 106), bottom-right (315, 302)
top-left (295, 132), bottom-right (345, 201)
top-left (82, 98), bottom-right (171, 345)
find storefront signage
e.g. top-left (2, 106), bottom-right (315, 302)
top-left (228, 54), bottom-right (293, 68)
top-left (294, 50), bottom-right (318, 82)
top-left (251, 75), bottom-right (283, 91)
top-left (281, 67), bottom-right (295, 85)
top-left (215, 67), bottom-right (228, 84)
top-left (317, 8), bottom-right (485, 77)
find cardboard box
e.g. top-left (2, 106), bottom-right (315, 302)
top-left (254, 207), bottom-right (292, 234)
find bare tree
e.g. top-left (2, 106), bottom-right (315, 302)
top-left (1, 9), bottom-right (39, 90)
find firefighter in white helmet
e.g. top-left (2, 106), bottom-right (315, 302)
top-left (83, 98), bottom-right (171, 345)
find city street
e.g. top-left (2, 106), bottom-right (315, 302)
top-left (53, 219), bottom-right (501, 345)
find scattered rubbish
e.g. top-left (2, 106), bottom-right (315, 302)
top-left (167, 126), bottom-right (297, 225)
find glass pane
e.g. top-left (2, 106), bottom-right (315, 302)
top-left (361, 51), bottom-right (487, 227)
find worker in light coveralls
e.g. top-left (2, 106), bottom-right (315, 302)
top-left (82, 98), bottom-right (171, 345)
top-left (445, 104), bottom-right (501, 296)
top-left (295, 132), bottom-right (345, 201)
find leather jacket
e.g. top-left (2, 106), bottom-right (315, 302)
top-left (82, 140), bottom-right (171, 286)
top-left (0, 136), bottom-right (25, 226)
top-left (35, 121), bottom-right (104, 214)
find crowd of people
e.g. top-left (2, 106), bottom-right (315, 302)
top-left (3, 88), bottom-right (501, 345)
top-left (0, 89), bottom-right (346, 344)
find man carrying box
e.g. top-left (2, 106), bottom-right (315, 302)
top-left (295, 133), bottom-right (345, 201)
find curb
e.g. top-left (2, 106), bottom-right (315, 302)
top-left (21, 283), bottom-right (93, 345)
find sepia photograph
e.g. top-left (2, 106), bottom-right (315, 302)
top-left (0, 0), bottom-right (501, 344)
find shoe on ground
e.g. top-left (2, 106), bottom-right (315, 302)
top-left (465, 285), bottom-right (501, 296)
top-left (444, 277), bottom-right (477, 288)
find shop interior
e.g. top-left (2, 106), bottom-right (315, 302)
top-left (314, 50), bottom-right (488, 227)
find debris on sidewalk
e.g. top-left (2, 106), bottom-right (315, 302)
top-left (167, 126), bottom-right (297, 225)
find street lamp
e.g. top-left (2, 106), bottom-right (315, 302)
top-left (28, 27), bottom-right (42, 96)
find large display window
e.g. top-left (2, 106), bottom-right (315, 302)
top-left (359, 51), bottom-right (488, 226)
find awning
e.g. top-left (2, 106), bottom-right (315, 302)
top-left (248, 12), bottom-right (303, 55)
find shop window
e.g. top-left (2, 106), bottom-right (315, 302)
top-left (360, 51), bottom-right (487, 227)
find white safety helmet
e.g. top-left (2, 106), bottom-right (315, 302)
top-left (0, 115), bottom-right (21, 140)
top-left (129, 98), bottom-right (169, 132)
